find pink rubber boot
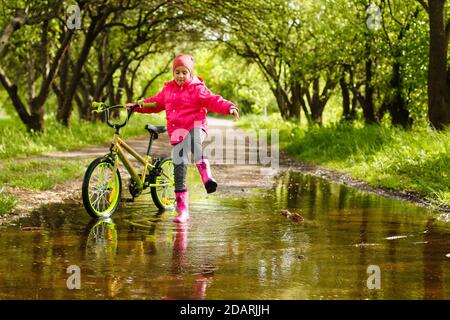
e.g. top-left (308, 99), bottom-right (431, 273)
top-left (195, 158), bottom-right (217, 194)
top-left (173, 190), bottom-right (189, 223)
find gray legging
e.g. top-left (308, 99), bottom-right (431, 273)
top-left (172, 127), bottom-right (207, 192)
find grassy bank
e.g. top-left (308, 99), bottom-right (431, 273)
top-left (0, 158), bottom-right (91, 190)
top-left (0, 191), bottom-right (17, 216)
top-left (238, 114), bottom-right (450, 208)
top-left (0, 112), bottom-right (165, 215)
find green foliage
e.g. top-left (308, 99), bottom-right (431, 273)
top-left (134, 51), bottom-right (175, 98)
top-left (131, 46), bottom-right (277, 115)
top-left (194, 47), bottom-right (276, 114)
top-left (0, 0), bottom-right (446, 127)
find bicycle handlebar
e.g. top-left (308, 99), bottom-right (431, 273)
top-left (91, 101), bottom-right (140, 130)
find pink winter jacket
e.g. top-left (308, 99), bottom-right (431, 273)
top-left (135, 76), bottom-right (237, 145)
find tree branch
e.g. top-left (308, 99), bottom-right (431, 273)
top-left (0, 66), bottom-right (31, 123)
top-left (0, 14), bottom-right (28, 57)
top-left (139, 58), bottom-right (172, 99)
top-left (416, 0), bottom-right (429, 13)
top-left (34, 29), bottom-right (75, 107)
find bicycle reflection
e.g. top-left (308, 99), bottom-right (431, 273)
top-left (84, 217), bottom-right (214, 299)
top-left (85, 218), bottom-right (118, 260)
top-left (84, 218), bottom-right (121, 298)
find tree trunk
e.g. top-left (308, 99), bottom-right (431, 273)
top-left (351, 91), bottom-right (358, 119)
top-left (0, 25), bottom-right (74, 132)
top-left (52, 31), bottom-right (71, 115)
top-left (305, 77), bottom-right (336, 125)
top-left (340, 77), bottom-right (352, 121)
top-left (385, 61), bottom-right (413, 128)
top-left (115, 59), bottom-right (130, 104)
top-left (57, 11), bottom-right (109, 126)
top-left (345, 65), bottom-right (358, 120)
top-left (310, 78), bottom-right (322, 124)
top-left (361, 58), bottom-right (377, 124)
top-left (271, 86), bottom-right (291, 120)
top-left (290, 81), bottom-right (302, 121)
top-left (427, 0), bottom-right (450, 129)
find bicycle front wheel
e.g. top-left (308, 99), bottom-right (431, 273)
top-left (82, 157), bottom-right (122, 218)
top-left (150, 157), bottom-right (175, 210)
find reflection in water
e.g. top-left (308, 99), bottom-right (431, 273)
top-left (164, 223), bottom-right (213, 300)
top-left (81, 216), bottom-right (213, 300)
top-left (0, 170), bottom-right (448, 299)
top-left (423, 218), bottom-right (448, 300)
top-left (84, 218), bottom-right (121, 298)
top-left (85, 218), bottom-right (118, 259)
top-left (271, 171), bottom-right (449, 299)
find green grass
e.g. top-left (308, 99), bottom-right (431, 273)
top-left (0, 111), bottom-right (165, 160)
top-left (238, 114), bottom-right (450, 207)
top-left (0, 158), bottom-right (90, 190)
top-left (0, 192), bottom-right (18, 216)
top-left (0, 158), bottom-right (90, 216)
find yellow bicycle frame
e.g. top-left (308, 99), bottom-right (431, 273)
top-left (110, 133), bottom-right (172, 191)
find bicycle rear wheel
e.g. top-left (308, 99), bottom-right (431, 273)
top-left (82, 156), bottom-right (122, 218)
top-left (150, 157), bottom-right (175, 210)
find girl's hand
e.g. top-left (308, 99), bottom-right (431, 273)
top-left (231, 108), bottom-right (239, 121)
top-left (125, 102), bottom-right (138, 110)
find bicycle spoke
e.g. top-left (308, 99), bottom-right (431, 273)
top-left (87, 162), bottom-right (118, 214)
top-left (153, 160), bottom-right (175, 207)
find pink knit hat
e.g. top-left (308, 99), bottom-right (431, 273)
top-left (172, 54), bottom-right (194, 77)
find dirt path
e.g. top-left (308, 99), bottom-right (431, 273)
top-left (1, 118), bottom-right (448, 225)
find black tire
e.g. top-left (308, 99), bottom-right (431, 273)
top-left (82, 156), bottom-right (122, 219)
top-left (150, 157), bottom-right (175, 210)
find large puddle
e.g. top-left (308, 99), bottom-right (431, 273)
top-left (0, 170), bottom-right (449, 299)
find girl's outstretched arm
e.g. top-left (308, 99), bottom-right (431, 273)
top-left (127, 89), bottom-right (166, 114)
top-left (198, 86), bottom-right (238, 116)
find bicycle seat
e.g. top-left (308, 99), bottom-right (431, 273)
top-left (145, 125), bottom-right (167, 136)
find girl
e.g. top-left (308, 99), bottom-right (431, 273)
top-left (126, 53), bottom-right (239, 223)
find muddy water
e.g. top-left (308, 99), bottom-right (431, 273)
top-left (0, 170), bottom-right (449, 300)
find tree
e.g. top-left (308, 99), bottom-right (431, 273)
top-left (417, 0), bottom-right (450, 129)
top-left (0, 1), bottom-right (80, 132)
top-left (193, 0), bottom-right (342, 124)
top-left (54, 0), bottom-right (200, 126)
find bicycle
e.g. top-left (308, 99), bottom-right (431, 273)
top-left (81, 101), bottom-right (175, 219)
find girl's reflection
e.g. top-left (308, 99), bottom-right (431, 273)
top-left (164, 223), bottom-right (213, 300)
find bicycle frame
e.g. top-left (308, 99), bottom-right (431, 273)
top-left (109, 131), bottom-right (172, 192)
top-left (91, 102), bottom-right (173, 191)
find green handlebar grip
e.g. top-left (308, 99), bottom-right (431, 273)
top-left (91, 101), bottom-right (105, 113)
